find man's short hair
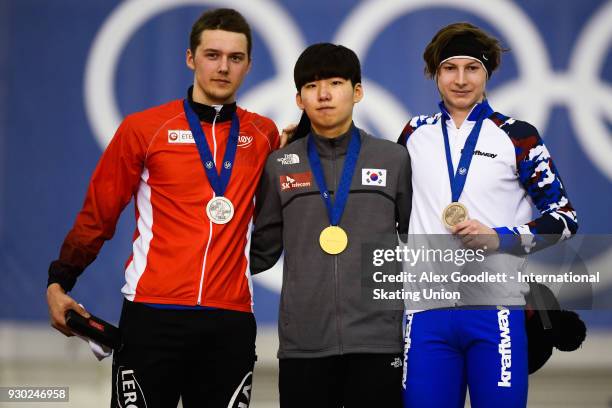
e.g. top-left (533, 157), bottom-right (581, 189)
top-left (294, 43), bottom-right (361, 91)
top-left (190, 8), bottom-right (252, 58)
top-left (423, 22), bottom-right (505, 79)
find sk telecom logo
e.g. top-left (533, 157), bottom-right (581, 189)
top-left (280, 172), bottom-right (312, 191)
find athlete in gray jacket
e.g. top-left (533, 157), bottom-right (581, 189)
top-left (250, 43), bottom-right (411, 407)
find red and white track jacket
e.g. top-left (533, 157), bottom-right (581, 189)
top-left (52, 94), bottom-right (279, 312)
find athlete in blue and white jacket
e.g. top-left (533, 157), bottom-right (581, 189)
top-left (397, 23), bottom-right (577, 408)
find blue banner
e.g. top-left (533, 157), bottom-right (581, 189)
top-left (1, 0), bottom-right (611, 327)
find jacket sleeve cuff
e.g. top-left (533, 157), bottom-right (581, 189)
top-left (47, 261), bottom-right (82, 292)
top-left (494, 227), bottom-right (521, 253)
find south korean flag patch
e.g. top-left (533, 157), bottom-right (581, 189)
top-left (362, 168), bottom-right (387, 187)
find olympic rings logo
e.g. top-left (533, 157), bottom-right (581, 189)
top-left (84, 0), bottom-right (611, 293)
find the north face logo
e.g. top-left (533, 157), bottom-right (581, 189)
top-left (277, 153), bottom-right (300, 165)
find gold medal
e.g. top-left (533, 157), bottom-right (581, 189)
top-left (319, 226), bottom-right (348, 255)
top-left (442, 202), bottom-right (469, 228)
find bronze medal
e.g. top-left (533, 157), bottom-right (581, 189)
top-left (442, 202), bottom-right (469, 228)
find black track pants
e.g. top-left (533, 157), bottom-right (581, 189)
top-left (111, 300), bottom-right (256, 408)
top-left (279, 353), bottom-right (403, 408)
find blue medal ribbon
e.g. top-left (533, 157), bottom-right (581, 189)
top-left (183, 99), bottom-right (239, 197)
top-left (441, 100), bottom-right (493, 202)
top-left (307, 126), bottom-right (361, 226)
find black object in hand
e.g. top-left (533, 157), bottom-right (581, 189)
top-left (525, 283), bottom-right (586, 374)
top-left (65, 309), bottom-right (122, 350)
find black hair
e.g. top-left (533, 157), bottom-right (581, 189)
top-left (291, 43), bottom-right (361, 141)
top-left (293, 43), bottom-right (361, 91)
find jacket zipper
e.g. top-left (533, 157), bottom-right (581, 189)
top-left (331, 139), bottom-right (343, 354)
top-left (197, 110), bottom-right (220, 305)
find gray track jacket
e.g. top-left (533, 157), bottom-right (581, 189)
top-left (250, 126), bottom-right (412, 359)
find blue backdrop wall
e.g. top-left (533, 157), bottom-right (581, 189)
top-left (1, 0), bottom-right (611, 326)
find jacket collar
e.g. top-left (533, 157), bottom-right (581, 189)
top-left (186, 86), bottom-right (237, 123)
top-left (310, 124), bottom-right (355, 159)
top-left (438, 99), bottom-right (493, 123)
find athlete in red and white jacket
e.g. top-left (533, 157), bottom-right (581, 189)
top-left (47, 9), bottom-right (279, 407)
top-left (49, 87), bottom-right (278, 311)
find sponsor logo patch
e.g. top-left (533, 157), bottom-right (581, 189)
top-left (227, 371), bottom-right (253, 408)
top-left (362, 168), bottom-right (387, 186)
top-left (473, 149), bottom-right (498, 159)
top-left (497, 307), bottom-right (512, 387)
top-left (238, 134), bottom-right (253, 148)
top-left (116, 366), bottom-right (148, 407)
top-left (280, 172), bottom-right (312, 191)
top-left (168, 130), bottom-right (194, 144)
top-left (461, 148), bottom-right (498, 159)
top-left (277, 153), bottom-right (300, 165)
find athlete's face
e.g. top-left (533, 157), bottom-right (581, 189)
top-left (436, 58), bottom-right (487, 115)
top-left (296, 77), bottom-right (363, 138)
top-left (186, 29), bottom-right (251, 105)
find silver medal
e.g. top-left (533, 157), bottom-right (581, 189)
top-left (206, 196), bottom-right (234, 224)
